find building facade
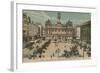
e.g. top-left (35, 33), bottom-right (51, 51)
top-left (80, 21), bottom-right (91, 44)
top-left (44, 12), bottom-right (75, 42)
top-left (75, 26), bottom-right (81, 40)
top-left (23, 13), bottom-right (39, 42)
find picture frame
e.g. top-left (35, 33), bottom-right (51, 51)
top-left (11, 1), bottom-right (97, 71)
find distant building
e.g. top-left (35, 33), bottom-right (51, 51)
top-left (75, 26), bottom-right (81, 40)
top-left (80, 21), bottom-right (91, 44)
top-left (28, 24), bottom-right (39, 41)
top-left (44, 12), bottom-right (75, 42)
top-left (23, 13), bottom-right (39, 42)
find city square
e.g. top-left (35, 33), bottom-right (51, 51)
top-left (22, 10), bottom-right (91, 62)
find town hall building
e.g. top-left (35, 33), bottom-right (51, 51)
top-left (44, 12), bottom-right (76, 42)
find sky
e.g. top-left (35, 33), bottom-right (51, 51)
top-left (23, 10), bottom-right (91, 26)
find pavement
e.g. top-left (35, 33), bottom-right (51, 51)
top-left (23, 42), bottom-right (90, 62)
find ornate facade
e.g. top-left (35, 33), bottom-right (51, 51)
top-left (44, 12), bottom-right (75, 42)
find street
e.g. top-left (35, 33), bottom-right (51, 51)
top-left (23, 40), bottom-right (90, 62)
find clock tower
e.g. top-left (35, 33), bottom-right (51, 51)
top-left (57, 12), bottom-right (62, 26)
